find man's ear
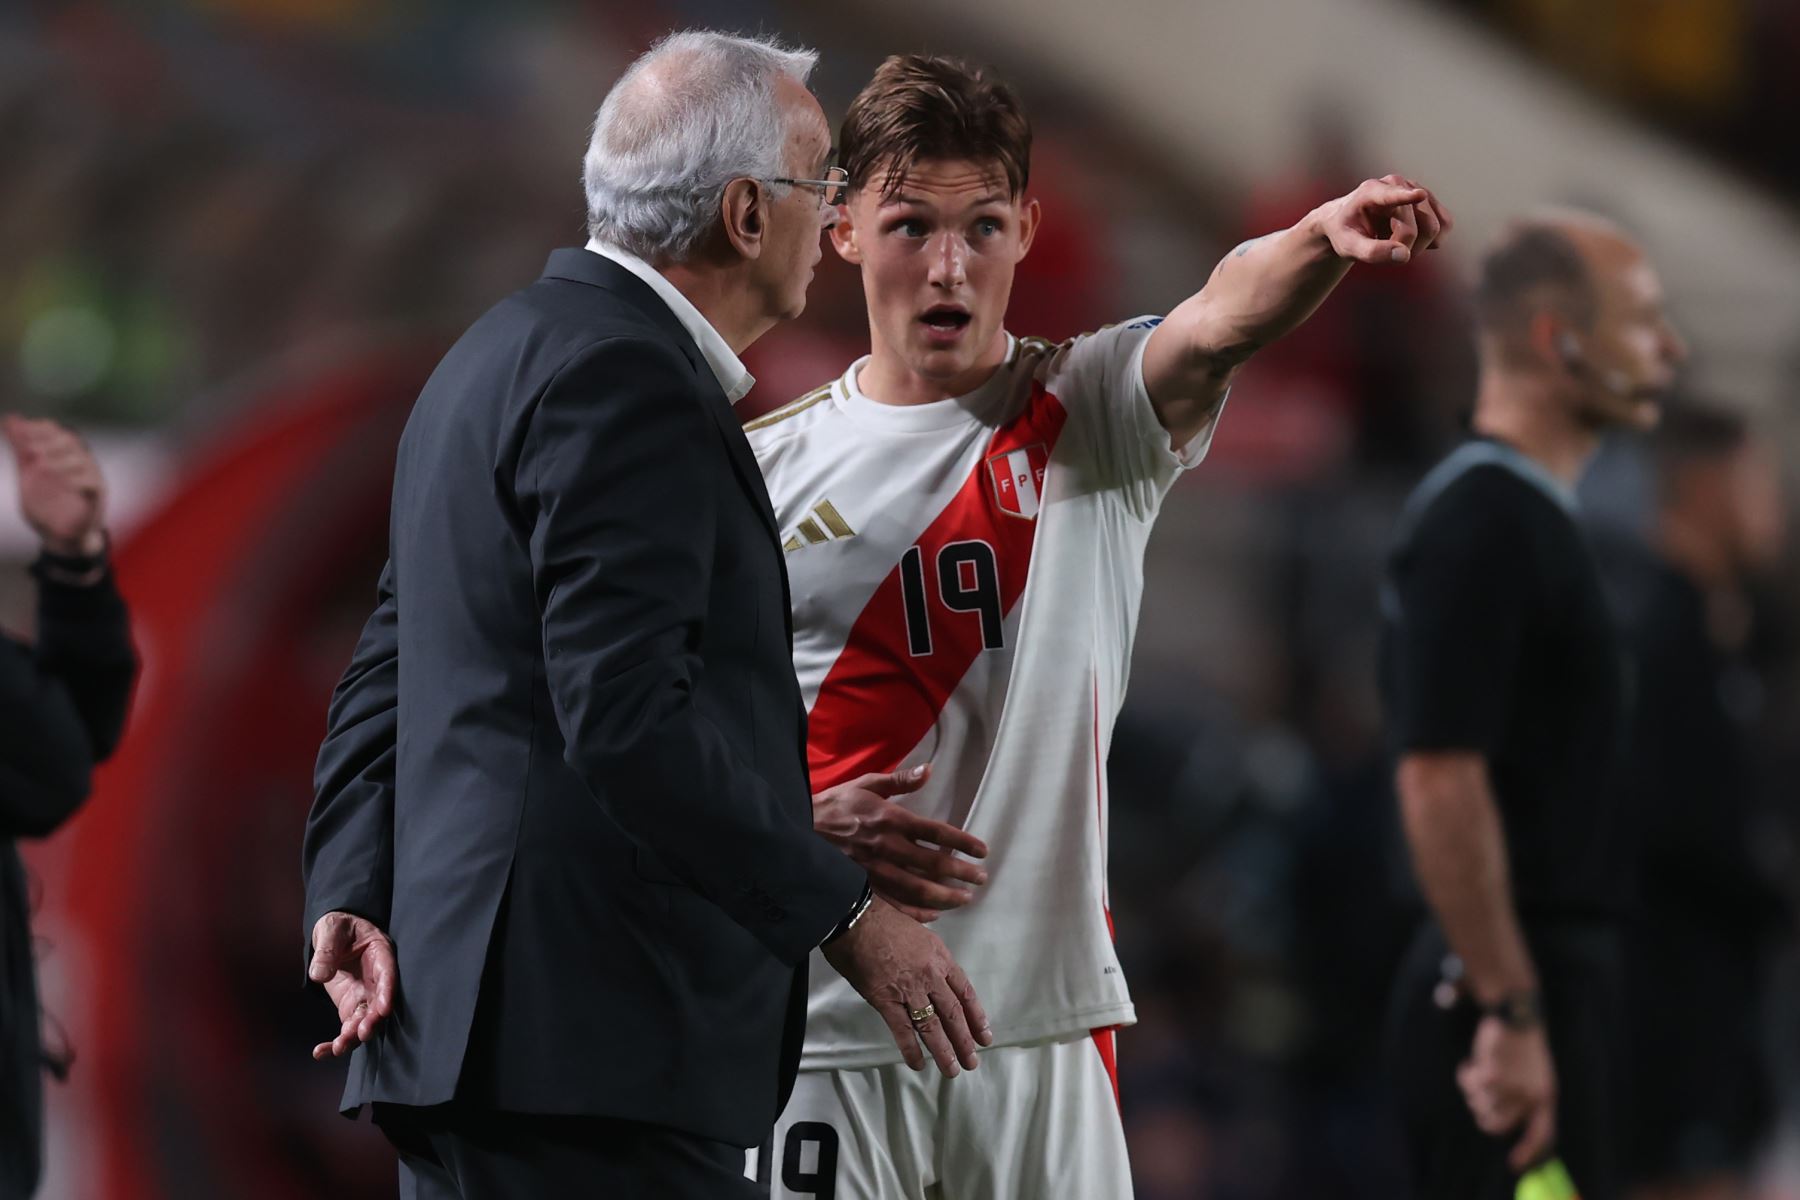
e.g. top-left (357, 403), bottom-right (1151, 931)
top-left (721, 178), bottom-right (767, 261)
top-left (831, 198), bottom-right (861, 265)
top-left (1528, 309), bottom-right (1571, 374)
top-left (1015, 196), bottom-right (1042, 263)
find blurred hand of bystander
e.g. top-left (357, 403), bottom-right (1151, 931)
top-left (4, 415), bottom-right (107, 560)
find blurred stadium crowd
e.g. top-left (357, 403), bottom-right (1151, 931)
top-left (1451, 0), bottom-right (1800, 194)
top-left (2, 1), bottom-right (1798, 1197)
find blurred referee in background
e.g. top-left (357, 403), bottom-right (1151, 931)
top-left (1608, 403), bottom-right (1787, 1200)
top-left (1379, 210), bottom-right (1685, 1200)
top-left (0, 416), bottom-right (136, 1200)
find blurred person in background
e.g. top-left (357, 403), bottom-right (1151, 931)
top-left (300, 30), bottom-right (986, 1199)
top-left (747, 53), bottom-right (1451, 1198)
top-left (0, 416), bottom-right (136, 1200)
top-left (1381, 210), bottom-right (1685, 1200)
top-left (1233, 97), bottom-right (1470, 477)
top-left (1609, 403), bottom-right (1788, 1200)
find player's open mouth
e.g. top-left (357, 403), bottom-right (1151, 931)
top-left (918, 306), bottom-right (972, 343)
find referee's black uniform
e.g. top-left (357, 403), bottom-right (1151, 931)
top-left (1379, 437), bottom-right (1627, 1200)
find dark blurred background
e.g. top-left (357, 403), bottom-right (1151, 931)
top-left (3, 1), bottom-right (1798, 1196)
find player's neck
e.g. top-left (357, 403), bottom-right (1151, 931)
top-left (1471, 374), bottom-right (1600, 489)
top-left (857, 329), bottom-right (1010, 407)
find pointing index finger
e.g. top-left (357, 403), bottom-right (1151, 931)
top-left (1360, 181), bottom-right (1428, 210)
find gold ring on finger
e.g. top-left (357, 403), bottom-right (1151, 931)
top-left (908, 1003), bottom-right (936, 1025)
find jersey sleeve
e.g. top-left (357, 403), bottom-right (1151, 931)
top-left (1042, 316), bottom-right (1221, 520)
top-left (1386, 470), bottom-right (1535, 755)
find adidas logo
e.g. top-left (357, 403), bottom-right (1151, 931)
top-left (783, 500), bottom-right (856, 553)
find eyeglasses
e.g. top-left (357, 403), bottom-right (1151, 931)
top-left (769, 166), bottom-right (849, 207)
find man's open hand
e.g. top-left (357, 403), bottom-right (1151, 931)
top-left (308, 911), bottom-right (396, 1061)
top-left (822, 897), bottom-right (991, 1078)
top-left (1320, 173), bottom-right (1453, 266)
top-left (813, 764), bottom-right (988, 923)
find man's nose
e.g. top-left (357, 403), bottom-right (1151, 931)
top-left (1661, 320), bottom-right (1689, 367)
top-left (927, 233), bottom-right (967, 288)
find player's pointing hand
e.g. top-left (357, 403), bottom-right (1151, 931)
top-left (813, 763), bottom-right (990, 923)
top-left (1322, 173), bottom-right (1454, 265)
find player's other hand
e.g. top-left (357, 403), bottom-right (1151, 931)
top-left (822, 896), bottom-right (993, 1078)
top-left (1320, 174), bottom-right (1453, 266)
top-left (1456, 1015), bottom-right (1557, 1172)
top-left (813, 763), bottom-right (989, 923)
top-left (4, 415), bottom-right (107, 557)
top-left (308, 911), bottom-right (397, 1061)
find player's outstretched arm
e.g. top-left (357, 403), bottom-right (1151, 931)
top-left (1142, 174), bottom-right (1453, 445)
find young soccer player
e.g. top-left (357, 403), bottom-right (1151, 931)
top-left (747, 54), bottom-right (1452, 1197)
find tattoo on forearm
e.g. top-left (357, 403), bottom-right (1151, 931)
top-left (1215, 234), bottom-right (1269, 277)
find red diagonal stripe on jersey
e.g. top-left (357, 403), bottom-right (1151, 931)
top-left (806, 384), bottom-right (1069, 792)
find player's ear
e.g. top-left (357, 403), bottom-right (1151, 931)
top-left (1015, 196), bottom-right (1042, 263)
top-left (721, 178), bottom-right (767, 262)
top-left (830, 196), bottom-right (862, 265)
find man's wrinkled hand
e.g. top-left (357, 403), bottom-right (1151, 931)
top-left (308, 911), bottom-right (397, 1061)
top-left (813, 764), bottom-right (989, 923)
top-left (822, 897), bottom-right (992, 1078)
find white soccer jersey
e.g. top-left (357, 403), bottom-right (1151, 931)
top-left (746, 320), bottom-right (1220, 1070)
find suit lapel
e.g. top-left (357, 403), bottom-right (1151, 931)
top-left (694, 382), bottom-right (785, 550)
top-left (540, 249), bottom-right (783, 550)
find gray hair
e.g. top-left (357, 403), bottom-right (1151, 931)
top-left (582, 30), bottom-right (818, 263)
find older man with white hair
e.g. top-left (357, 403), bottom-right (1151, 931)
top-left (300, 30), bottom-right (988, 1198)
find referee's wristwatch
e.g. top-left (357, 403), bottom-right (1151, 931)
top-left (1478, 990), bottom-right (1544, 1032)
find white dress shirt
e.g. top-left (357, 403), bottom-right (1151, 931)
top-left (585, 239), bottom-right (755, 405)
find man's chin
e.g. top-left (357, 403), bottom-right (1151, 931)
top-left (1624, 397), bottom-right (1663, 432)
top-left (1577, 391), bottom-right (1663, 434)
top-left (904, 343), bottom-right (979, 383)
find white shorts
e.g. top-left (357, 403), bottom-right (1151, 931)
top-left (746, 1029), bottom-right (1132, 1200)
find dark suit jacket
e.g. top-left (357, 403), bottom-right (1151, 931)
top-left (301, 248), bottom-right (865, 1146)
top-left (2, 564), bottom-right (136, 1200)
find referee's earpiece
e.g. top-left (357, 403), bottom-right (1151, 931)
top-left (1556, 330), bottom-right (1584, 371)
top-left (1556, 330), bottom-right (1635, 399)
